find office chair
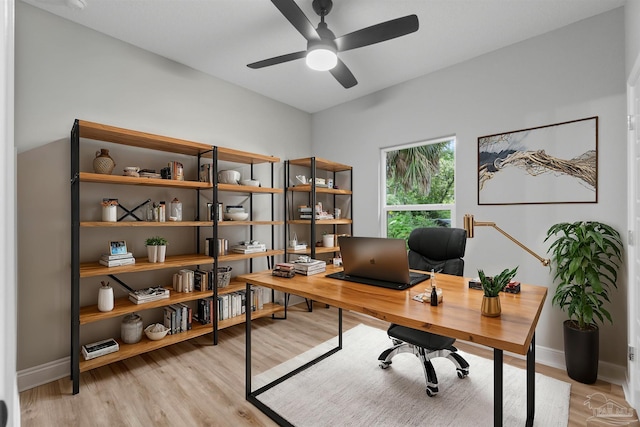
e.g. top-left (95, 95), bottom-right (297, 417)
top-left (378, 227), bottom-right (470, 397)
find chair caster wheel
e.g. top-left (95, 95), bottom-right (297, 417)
top-left (426, 386), bottom-right (438, 397)
top-left (379, 361), bottom-right (391, 369)
top-left (456, 369), bottom-right (468, 379)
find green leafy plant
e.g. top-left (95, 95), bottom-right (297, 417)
top-left (478, 266), bottom-right (519, 297)
top-left (145, 236), bottom-right (168, 246)
top-left (545, 221), bottom-right (623, 330)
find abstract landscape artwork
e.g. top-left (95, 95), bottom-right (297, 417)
top-left (478, 116), bottom-right (598, 205)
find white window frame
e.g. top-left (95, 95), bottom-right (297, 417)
top-left (380, 135), bottom-right (456, 237)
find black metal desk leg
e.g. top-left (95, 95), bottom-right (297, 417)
top-left (245, 282), bottom-right (252, 399)
top-left (494, 348), bottom-right (503, 427)
top-left (526, 334), bottom-right (535, 427)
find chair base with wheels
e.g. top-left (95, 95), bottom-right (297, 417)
top-left (378, 324), bottom-right (469, 396)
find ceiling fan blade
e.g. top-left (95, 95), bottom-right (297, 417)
top-left (247, 51), bottom-right (307, 69)
top-left (335, 15), bottom-right (419, 52)
top-left (330, 59), bottom-right (357, 89)
top-left (271, 0), bottom-right (320, 41)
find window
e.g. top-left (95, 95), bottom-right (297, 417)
top-left (381, 136), bottom-right (456, 240)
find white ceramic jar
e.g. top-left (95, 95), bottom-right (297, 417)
top-left (97, 282), bottom-right (114, 312)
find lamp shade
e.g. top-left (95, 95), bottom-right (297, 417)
top-left (306, 46), bottom-right (337, 71)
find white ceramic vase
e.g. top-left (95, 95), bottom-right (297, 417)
top-left (97, 282), bottom-right (114, 312)
top-left (322, 234), bottom-right (335, 248)
top-left (157, 245), bottom-right (166, 263)
top-left (147, 245), bottom-right (158, 263)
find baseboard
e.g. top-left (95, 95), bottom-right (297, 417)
top-left (461, 339), bottom-right (628, 386)
top-left (17, 357), bottom-right (69, 392)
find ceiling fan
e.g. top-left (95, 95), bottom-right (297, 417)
top-left (247, 0), bottom-right (419, 89)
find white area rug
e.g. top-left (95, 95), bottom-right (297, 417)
top-left (254, 324), bottom-right (570, 426)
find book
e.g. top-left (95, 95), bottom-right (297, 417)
top-left (129, 286), bottom-right (169, 304)
top-left (231, 245), bottom-right (267, 254)
top-left (99, 257), bottom-right (135, 267)
top-left (100, 252), bottom-right (133, 261)
top-left (288, 244), bottom-right (308, 251)
top-left (81, 338), bottom-right (119, 360)
top-left (291, 259), bottom-right (325, 271)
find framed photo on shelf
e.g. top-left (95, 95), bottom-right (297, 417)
top-left (109, 240), bottom-right (128, 256)
top-left (477, 116), bottom-right (598, 205)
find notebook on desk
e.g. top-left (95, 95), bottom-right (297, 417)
top-left (326, 236), bottom-right (429, 290)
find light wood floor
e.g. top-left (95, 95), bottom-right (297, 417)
top-left (20, 304), bottom-right (638, 426)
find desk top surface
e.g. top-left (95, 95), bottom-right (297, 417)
top-left (239, 265), bottom-right (547, 355)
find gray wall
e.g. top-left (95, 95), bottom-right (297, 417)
top-left (15, 2), bottom-right (311, 373)
top-left (312, 8), bottom-right (628, 369)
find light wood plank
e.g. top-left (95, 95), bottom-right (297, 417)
top-left (80, 172), bottom-right (212, 189)
top-left (287, 185), bottom-right (352, 195)
top-left (288, 157), bottom-right (352, 172)
top-left (79, 254), bottom-right (214, 278)
top-left (19, 307), bottom-right (636, 427)
top-left (78, 120), bottom-right (213, 156)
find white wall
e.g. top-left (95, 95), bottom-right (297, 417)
top-left (312, 8), bottom-right (628, 369)
top-left (15, 2), bottom-right (311, 376)
top-left (626, 0), bottom-right (640, 78)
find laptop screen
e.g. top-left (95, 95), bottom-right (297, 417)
top-left (338, 236), bottom-right (413, 284)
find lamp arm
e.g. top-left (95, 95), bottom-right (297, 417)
top-left (490, 224), bottom-right (550, 267)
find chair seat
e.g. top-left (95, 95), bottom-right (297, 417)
top-left (388, 324), bottom-right (456, 350)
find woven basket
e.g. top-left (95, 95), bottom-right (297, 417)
top-left (217, 270), bottom-right (231, 288)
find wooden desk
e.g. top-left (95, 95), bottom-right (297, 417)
top-left (241, 266), bottom-right (547, 426)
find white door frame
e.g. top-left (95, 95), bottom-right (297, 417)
top-left (0, 0), bottom-right (18, 426)
top-left (627, 51), bottom-right (640, 412)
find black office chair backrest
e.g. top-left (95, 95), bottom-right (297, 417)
top-left (407, 227), bottom-right (467, 277)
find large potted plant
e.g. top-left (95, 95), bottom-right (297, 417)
top-left (545, 221), bottom-right (623, 384)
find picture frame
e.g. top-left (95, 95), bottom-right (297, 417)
top-left (109, 240), bottom-right (128, 255)
top-left (477, 116), bottom-right (598, 205)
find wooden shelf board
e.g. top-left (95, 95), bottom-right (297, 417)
top-left (78, 303), bottom-right (283, 372)
top-left (214, 146), bottom-right (280, 164)
top-left (81, 221), bottom-right (213, 227)
top-left (79, 322), bottom-right (214, 372)
top-left (287, 157), bottom-right (352, 172)
top-left (79, 172), bottom-right (212, 189)
top-left (218, 220), bottom-right (283, 227)
top-left (218, 183), bottom-right (282, 194)
top-left (286, 219), bottom-right (352, 225)
top-left (218, 249), bottom-right (283, 262)
top-left (217, 303), bottom-right (284, 330)
top-left (78, 120), bottom-right (213, 157)
top-left (80, 287), bottom-right (214, 325)
top-left (79, 254), bottom-right (213, 278)
top-left (287, 185), bottom-right (351, 195)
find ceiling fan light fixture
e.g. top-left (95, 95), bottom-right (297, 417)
top-left (306, 45), bottom-right (337, 71)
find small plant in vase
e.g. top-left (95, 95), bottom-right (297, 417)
top-left (145, 236), bottom-right (168, 263)
top-left (478, 266), bottom-right (518, 317)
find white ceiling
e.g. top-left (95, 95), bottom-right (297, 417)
top-left (22, 0), bottom-right (626, 113)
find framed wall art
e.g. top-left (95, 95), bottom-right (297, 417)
top-left (477, 116), bottom-right (598, 205)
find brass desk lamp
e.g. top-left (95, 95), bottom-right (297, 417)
top-left (463, 213), bottom-right (550, 267)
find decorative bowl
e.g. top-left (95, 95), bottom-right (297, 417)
top-left (224, 212), bottom-right (249, 221)
top-left (218, 170), bottom-right (240, 184)
top-left (144, 323), bottom-right (169, 340)
top-left (239, 179), bottom-right (260, 187)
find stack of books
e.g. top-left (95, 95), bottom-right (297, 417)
top-left (231, 242), bottom-right (267, 254)
top-left (273, 262), bottom-right (295, 278)
top-left (173, 269), bottom-right (195, 292)
top-left (128, 286), bottom-right (170, 304)
top-left (292, 258), bottom-right (326, 276)
top-left (99, 252), bottom-right (135, 267)
top-left (81, 338), bottom-right (119, 360)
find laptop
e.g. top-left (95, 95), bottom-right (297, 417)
top-left (326, 236), bottom-right (430, 290)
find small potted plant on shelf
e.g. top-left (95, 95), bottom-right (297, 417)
top-left (545, 221), bottom-right (623, 384)
top-left (478, 266), bottom-right (519, 317)
top-left (145, 236), bottom-right (168, 263)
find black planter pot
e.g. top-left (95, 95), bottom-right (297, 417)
top-left (563, 319), bottom-right (599, 384)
